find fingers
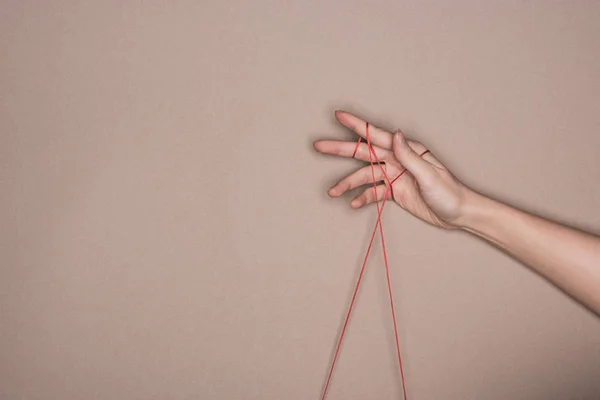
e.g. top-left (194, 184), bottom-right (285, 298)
top-left (405, 139), bottom-right (445, 169)
top-left (392, 130), bottom-right (436, 183)
top-left (334, 110), bottom-right (446, 168)
top-left (328, 164), bottom-right (389, 197)
top-left (351, 184), bottom-right (391, 208)
top-left (335, 111), bottom-right (393, 149)
top-left (313, 140), bottom-right (394, 162)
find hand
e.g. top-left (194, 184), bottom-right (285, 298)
top-left (314, 111), bottom-right (473, 229)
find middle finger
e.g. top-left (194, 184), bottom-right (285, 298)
top-left (314, 140), bottom-right (394, 163)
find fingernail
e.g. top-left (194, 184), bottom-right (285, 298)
top-left (395, 130), bottom-right (405, 144)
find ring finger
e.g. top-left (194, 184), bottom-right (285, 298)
top-left (329, 164), bottom-right (396, 197)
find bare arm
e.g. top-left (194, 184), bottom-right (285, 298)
top-left (314, 110), bottom-right (600, 314)
top-left (461, 192), bottom-right (600, 313)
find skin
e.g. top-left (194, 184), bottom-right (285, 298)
top-left (314, 110), bottom-right (600, 315)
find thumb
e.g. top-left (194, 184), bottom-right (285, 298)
top-left (393, 130), bottom-right (433, 182)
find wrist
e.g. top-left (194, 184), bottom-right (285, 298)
top-left (455, 188), bottom-right (500, 233)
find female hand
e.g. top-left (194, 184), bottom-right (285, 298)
top-left (314, 111), bottom-right (473, 229)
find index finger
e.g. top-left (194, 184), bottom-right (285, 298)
top-left (335, 110), bottom-right (393, 149)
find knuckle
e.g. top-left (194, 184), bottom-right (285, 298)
top-left (407, 140), bottom-right (426, 154)
top-left (362, 167), bottom-right (372, 183)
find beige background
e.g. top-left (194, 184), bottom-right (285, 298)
top-left (2, 1), bottom-right (600, 399)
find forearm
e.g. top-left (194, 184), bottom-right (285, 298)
top-left (459, 190), bottom-right (600, 314)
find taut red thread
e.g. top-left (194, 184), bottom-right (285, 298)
top-left (320, 123), bottom-right (429, 400)
top-left (352, 139), bottom-right (361, 158)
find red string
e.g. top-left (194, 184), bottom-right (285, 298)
top-left (320, 124), bottom-right (430, 400)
